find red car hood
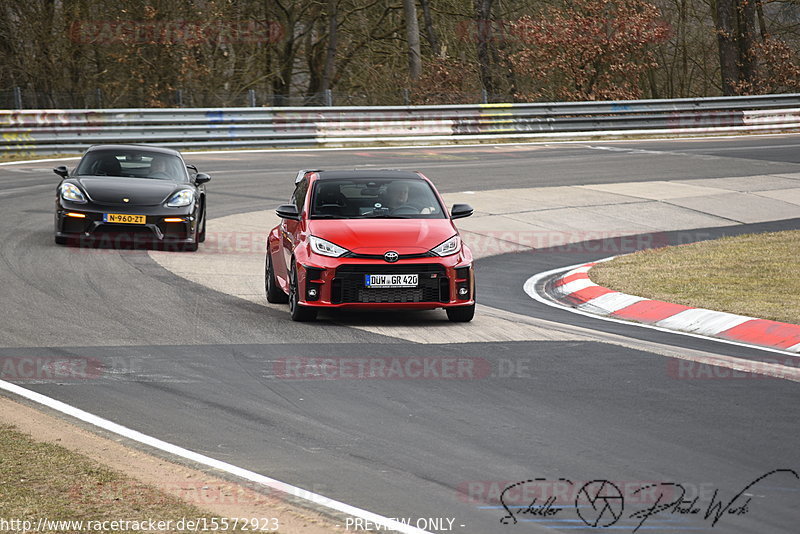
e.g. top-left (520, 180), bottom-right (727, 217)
top-left (308, 218), bottom-right (457, 255)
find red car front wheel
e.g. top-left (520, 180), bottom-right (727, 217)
top-left (289, 261), bottom-right (317, 322)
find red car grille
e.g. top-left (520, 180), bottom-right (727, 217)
top-left (332, 264), bottom-right (449, 304)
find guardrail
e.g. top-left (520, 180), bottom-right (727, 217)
top-left (2, 94), bottom-right (800, 156)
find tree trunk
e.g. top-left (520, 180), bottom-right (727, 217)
top-left (474, 0), bottom-right (495, 99)
top-left (321, 0), bottom-right (337, 92)
top-left (680, 0), bottom-right (688, 96)
top-left (736, 0), bottom-right (758, 88)
top-left (715, 0), bottom-right (739, 95)
top-left (419, 0), bottom-right (440, 57)
top-left (756, 0), bottom-right (767, 40)
top-left (403, 0), bottom-right (421, 81)
top-left (273, 37), bottom-right (295, 105)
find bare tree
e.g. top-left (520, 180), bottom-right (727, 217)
top-left (737, 0), bottom-right (759, 84)
top-left (322, 0), bottom-right (338, 93)
top-left (419, 0), bottom-right (440, 57)
top-left (716, 0), bottom-right (740, 94)
top-left (474, 0), bottom-right (495, 98)
top-left (404, 0), bottom-right (422, 80)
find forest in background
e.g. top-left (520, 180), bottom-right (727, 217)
top-left (1, 0), bottom-right (799, 108)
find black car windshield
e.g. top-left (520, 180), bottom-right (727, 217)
top-left (310, 178), bottom-right (447, 219)
top-left (76, 150), bottom-right (187, 182)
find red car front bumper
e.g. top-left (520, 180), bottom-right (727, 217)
top-left (294, 255), bottom-right (474, 310)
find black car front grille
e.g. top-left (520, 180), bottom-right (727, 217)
top-left (332, 264), bottom-right (448, 304)
top-left (96, 225), bottom-right (157, 237)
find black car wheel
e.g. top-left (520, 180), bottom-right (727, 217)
top-left (55, 235), bottom-right (68, 245)
top-left (288, 261), bottom-right (317, 322)
top-left (446, 303), bottom-right (475, 322)
top-left (265, 253), bottom-right (289, 304)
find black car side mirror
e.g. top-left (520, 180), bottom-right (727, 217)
top-left (53, 166), bottom-right (68, 178)
top-left (194, 173), bottom-right (211, 185)
top-left (451, 203), bottom-right (474, 219)
top-left (276, 204), bottom-right (301, 220)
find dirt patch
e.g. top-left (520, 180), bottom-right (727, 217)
top-left (0, 395), bottom-right (342, 533)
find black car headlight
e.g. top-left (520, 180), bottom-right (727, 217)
top-left (60, 183), bottom-right (87, 203)
top-left (166, 189), bottom-right (194, 207)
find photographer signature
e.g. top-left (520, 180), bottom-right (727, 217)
top-left (499, 469), bottom-right (798, 531)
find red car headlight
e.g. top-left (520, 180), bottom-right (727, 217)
top-left (430, 235), bottom-right (461, 257)
top-left (309, 235), bottom-right (350, 257)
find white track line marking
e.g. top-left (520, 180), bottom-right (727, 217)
top-left (524, 261), bottom-right (800, 382)
top-left (0, 379), bottom-right (432, 534)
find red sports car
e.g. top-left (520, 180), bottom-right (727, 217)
top-left (266, 169), bottom-right (475, 322)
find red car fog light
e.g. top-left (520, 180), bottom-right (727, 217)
top-left (455, 266), bottom-right (471, 300)
top-left (305, 267), bottom-right (325, 301)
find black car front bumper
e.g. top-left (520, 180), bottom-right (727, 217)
top-left (55, 204), bottom-right (198, 245)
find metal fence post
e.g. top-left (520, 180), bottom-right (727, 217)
top-left (324, 89), bottom-right (333, 107)
top-left (248, 89), bottom-right (256, 107)
top-left (481, 88), bottom-right (488, 104)
top-left (95, 88), bottom-right (103, 108)
top-left (402, 89), bottom-right (410, 106)
top-left (176, 89), bottom-right (184, 108)
top-left (13, 86), bottom-right (22, 109)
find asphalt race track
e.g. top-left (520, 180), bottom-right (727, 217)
top-left (1, 136), bottom-right (799, 533)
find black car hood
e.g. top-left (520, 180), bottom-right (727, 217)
top-left (75, 176), bottom-right (185, 206)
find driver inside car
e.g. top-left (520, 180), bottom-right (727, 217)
top-left (384, 182), bottom-right (410, 209)
top-left (149, 156), bottom-right (170, 179)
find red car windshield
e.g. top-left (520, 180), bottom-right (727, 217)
top-left (310, 178), bottom-right (447, 219)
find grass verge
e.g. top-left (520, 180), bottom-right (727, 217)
top-left (0, 424), bottom-right (253, 533)
top-left (589, 230), bottom-right (800, 325)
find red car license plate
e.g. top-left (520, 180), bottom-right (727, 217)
top-left (365, 274), bottom-right (418, 288)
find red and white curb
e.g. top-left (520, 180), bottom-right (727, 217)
top-left (538, 261), bottom-right (800, 354)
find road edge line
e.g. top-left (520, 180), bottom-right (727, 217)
top-left (0, 379), bottom-right (432, 534)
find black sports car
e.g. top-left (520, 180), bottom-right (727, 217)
top-left (54, 145), bottom-right (210, 251)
